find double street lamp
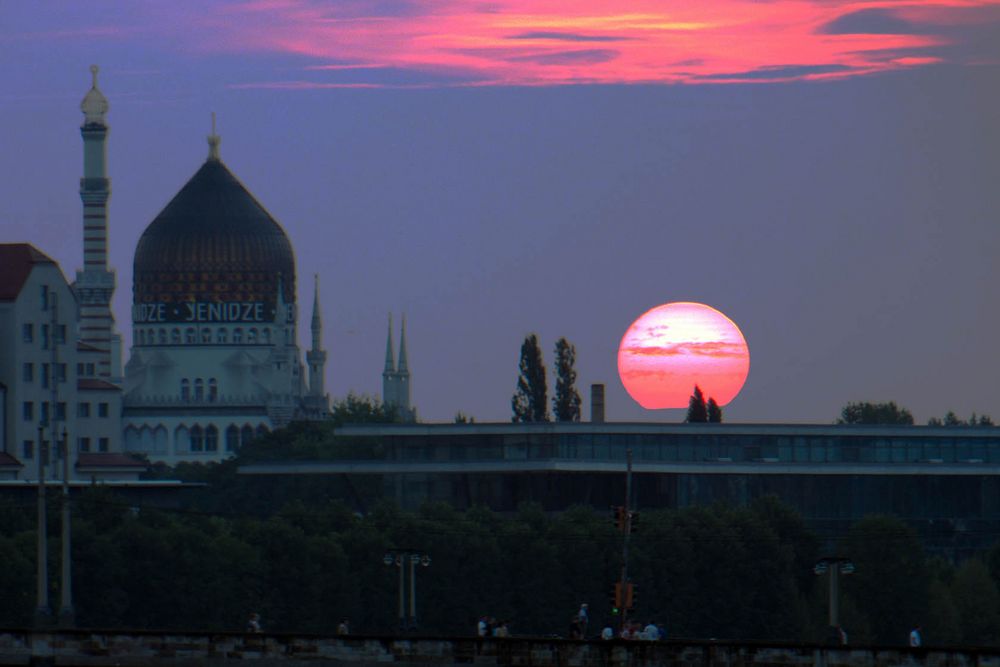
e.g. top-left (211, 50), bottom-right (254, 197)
top-left (814, 556), bottom-right (855, 631)
top-left (383, 550), bottom-right (431, 631)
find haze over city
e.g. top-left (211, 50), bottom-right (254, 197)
top-left (3, 1), bottom-right (999, 423)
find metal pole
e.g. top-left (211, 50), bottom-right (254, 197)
top-left (35, 423), bottom-right (50, 625)
top-left (398, 557), bottom-right (405, 630)
top-left (408, 555), bottom-right (417, 629)
top-left (829, 563), bottom-right (840, 627)
top-left (620, 448), bottom-right (633, 633)
top-left (59, 427), bottom-right (74, 626)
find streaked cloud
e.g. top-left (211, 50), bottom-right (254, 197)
top-left (5, 0), bottom-right (999, 87)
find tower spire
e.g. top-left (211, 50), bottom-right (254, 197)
top-left (306, 274), bottom-right (328, 404)
top-left (384, 313), bottom-right (396, 373)
top-left (398, 314), bottom-right (409, 374)
top-left (310, 274), bottom-right (322, 351)
top-left (74, 64), bottom-right (119, 380)
top-left (207, 111), bottom-right (221, 161)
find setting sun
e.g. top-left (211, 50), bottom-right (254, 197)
top-left (617, 302), bottom-right (750, 410)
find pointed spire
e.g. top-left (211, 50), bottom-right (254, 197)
top-left (398, 314), bottom-right (409, 374)
top-left (384, 313), bottom-right (396, 373)
top-left (207, 111), bottom-right (221, 161)
top-left (310, 274), bottom-right (322, 350)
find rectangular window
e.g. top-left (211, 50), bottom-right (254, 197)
top-left (23, 441), bottom-right (34, 460)
top-left (23, 323), bottom-right (33, 343)
top-left (98, 437), bottom-right (109, 453)
top-left (78, 437), bottom-right (91, 453)
top-left (40, 285), bottom-right (48, 310)
top-left (40, 402), bottom-right (49, 423)
top-left (55, 324), bottom-right (66, 344)
top-left (86, 363), bottom-right (95, 376)
top-left (22, 402), bottom-right (33, 421)
top-left (22, 363), bottom-right (33, 382)
top-left (77, 402), bottom-right (90, 418)
top-left (98, 402), bottom-right (109, 418)
top-left (41, 363), bottom-right (49, 389)
top-left (57, 363), bottom-right (67, 383)
top-left (40, 324), bottom-right (49, 350)
top-left (55, 402), bottom-right (66, 420)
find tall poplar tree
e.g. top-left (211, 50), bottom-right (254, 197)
top-left (686, 385), bottom-right (708, 423)
top-left (707, 397), bottom-right (723, 423)
top-left (553, 337), bottom-right (582, 422)
top-left (512, 334), bottom-right (549, 422)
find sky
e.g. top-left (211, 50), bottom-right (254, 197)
top-left (2, 1), bottom-right (999, 424)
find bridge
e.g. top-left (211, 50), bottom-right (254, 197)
top-left (1, 630), bottom-right (998, 666)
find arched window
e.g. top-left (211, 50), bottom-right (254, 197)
top-left (205, 425), bottom-right (219, 452)
top-left (159, 329), bottom-right (167, 345)
top-left (208, 378), bottom-right (218, 403)
top-left (241, 425), bottom-right (254, 446)
top-left (171, 328), bottom-right (181, 344)
top-left (233, 328), bottom-right (243, 344)
top-left (247, 328), bottom-right (257, 344)
top-left (200, 328), bottom-right (211, 344)
top-left (217, 328), bottom-right (227, 344)
top-left (194, 378), bottom-right (204, 402)
top-left (175, 425), bottom-right (190, 453)
top-left (180, 379), bottom-right (190, 401)
top-left (185, 327), bottom-right (196, 344)
top-left (226, 425), bottom-right (240, 451)
top-left (190, 425), bottom-right (204, 452)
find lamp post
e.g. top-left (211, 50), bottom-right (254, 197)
top-left (384, 550), bottom-right (431, 631)
top-left (35, 422), bottom-right (50, 626)
top-left (814, 557), bottom-right (854, 631)
top-left (58, 426), bottom-right (74, 626)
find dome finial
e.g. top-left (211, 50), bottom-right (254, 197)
top-left (207, 111), bottom-right (221, 161)
top-left (80, 64), bottom-right (109, 125)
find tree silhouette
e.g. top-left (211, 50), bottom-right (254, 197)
top-left (512, 334), bottom-right (549, 422)
top-left (707, 397), bottom-right (723, 423)
top-left (686, 385), bottom-right (708, 423)
top-left (553, 337), bottom-right (581, 422)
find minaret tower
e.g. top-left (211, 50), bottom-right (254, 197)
top-left (73, 65), bottom-right (119, 380)
top-left (306, 274), bottom-right (327, 399)
top-left (382, 314), bottom-right (397, 409)
top-left (396, 314), bottom-right (411, 418)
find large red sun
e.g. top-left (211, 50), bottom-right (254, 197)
top-left (617, 302), bottom-right (750, 409)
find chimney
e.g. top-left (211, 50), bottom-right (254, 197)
top-left (590, 384), bottom-right (605, 423)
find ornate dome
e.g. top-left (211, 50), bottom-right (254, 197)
top-left (132, 155), bottom-right (296, 314)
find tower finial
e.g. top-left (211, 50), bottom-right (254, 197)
top-left (90, 64), bottom-right (99, 88)
top-left (207, 111), bottom-right (221, 161)
top-left (80, 64), bottom-right (109, 125)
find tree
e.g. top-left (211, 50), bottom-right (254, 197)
top-left (553, 337), bottom-right (581, 422)
top-left (837, 401), bottom-right (914, 425)
top-left (512, 334), bottom-right (549, 422)
top-left (686, 385), bottom-right (708, 423)
top-left (707, 398), bottom-right (723, 423)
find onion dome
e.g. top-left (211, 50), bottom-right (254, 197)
top-left (132, 133), bottom-right (295, 316)
top-left (80, 65), bottom-right (109, 125)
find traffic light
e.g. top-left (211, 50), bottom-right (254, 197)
top-left (610, 583), bottom-right (623, 615)
top-left (611, 506), bottom-right (627, 532)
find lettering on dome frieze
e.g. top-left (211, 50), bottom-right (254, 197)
top-left (133, 301), bottom-right (274, 324)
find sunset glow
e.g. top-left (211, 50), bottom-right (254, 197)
top-left (30, 1), bottom-right (999, 88)
top-left (618, 303), bottom-right (750, 410)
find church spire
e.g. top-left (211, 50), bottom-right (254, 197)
top-left (384, 313), bottom-right (396, 373)
top-left (306, 274), bottom-right (327, 402)
top-left (398, 314), bottom-right (409, 374)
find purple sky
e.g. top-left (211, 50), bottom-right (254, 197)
top-left (2, 2), bottom-right (1000, 423)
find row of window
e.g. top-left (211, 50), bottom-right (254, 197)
top-left (124, 423), bottom-right (269, 453)
top-left (23, 401), bottom-right (110, 421)
top-left (22, 362), bottom-right (68, 386)
top-left (180, 378), bottom-right (218, 402)
top-left (22, 323), bottom-right (67, 348)
top-left (135, 327), bottom-right (272, 346)
top-left (21, 436), bottom-right (110, 459)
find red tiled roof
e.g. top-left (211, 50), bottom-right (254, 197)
top-left (0, 452), bottom-right (23, 468)
top-left (78, 378), bottom-right (120, 391)
top-left (0, 244), bottom-right (56, 301)
top-left (76, 453), bottom-right (147, 469)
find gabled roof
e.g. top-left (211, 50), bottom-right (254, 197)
top-left (0, 244), bottom-right (56, 302)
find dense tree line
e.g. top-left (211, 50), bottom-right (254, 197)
top-left (5, 479), bottom-right (1000, 646)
